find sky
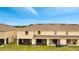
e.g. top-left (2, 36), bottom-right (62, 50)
top-left (0, 7), bottom-right (79, 26)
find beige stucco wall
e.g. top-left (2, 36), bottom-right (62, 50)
top-left (0, 32), bottom-right (6, 38)
top-left (57, 31), bottom-right (66, 35)
top-left (17, 31), bottom-right (79, 39)
top-left (17, 31), bottom-right (34, 39)
top-left (0, 30), bottom-right (16, 44)
top-left (17, 31), bottom-right (57, 39)
top-left (35, 31), bottom-right (79, 35)
top-left (68, 31), bottom-right (79, 35)
top-left (32, 38), bottom-right (36, 45)
top-left (5, 30), bottom-right (16, 43)
top-left (35, 31), bottom-right (54, 35)
top-left (47, 38), bottom-right (49, 46)
top-left (77, 39), bottom-right (79, 46)
top-left (34, 31), bottom-right (69, 35)
top-left (60, 39), bottom-right (66, 45)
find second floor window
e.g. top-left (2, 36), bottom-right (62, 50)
top-left (66, 31), bottom-right (68, 35)
top-left (38, 31), bottom-right (41, 34)
top-left (54, 31), bottom-right (57, 35)
top-left (25, 31), bottom-right (28, 35)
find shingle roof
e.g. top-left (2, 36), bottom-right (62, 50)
top-left (21, 24), bottom-right (79, 31)
top-left (0, 24), bottom-right (16, 31)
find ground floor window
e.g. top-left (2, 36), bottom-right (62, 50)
top-left (67, 39), bottom-right (78, 45)
top-left (0, 39), bottom-right (4, 45)
top-left (36, 39), bottom-right (47, 45)
top-left (50, 39), bottom-right (60, 45)
top-left (19, 39), bottom-right (32, 45)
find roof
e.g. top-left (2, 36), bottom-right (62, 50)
top-left (0, 24), bottom-right (16, 32)
top-left (34, 35), bottom-right (79, 39)
top-left (20, 24), bottom-right (79, 31)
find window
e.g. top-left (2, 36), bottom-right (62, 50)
top-left (67, 39), bottom-right (71, 44)
top-left (54, 31), bottom-right (57, 35)
top-left (25, 31), bottom-right (28, 35)
top-left (38, 31), bottom-right (41, 34)
top-left (66, 31), bottom-right (68, 35)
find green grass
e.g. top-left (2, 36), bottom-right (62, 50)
top-left (0, 42), bottom-right (79, 51)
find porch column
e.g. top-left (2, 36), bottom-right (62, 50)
top-left (17, 39), bottom-right (19, 45)
top-left (32, 38), bottom-right (36, 45)
top-left (47, 38), bottom-right (49, 46)
top-left (60, 39), bottom-right (66, 45)
top-left (77, 39), bottom-right (79, 46)
top-left (4, 38), bottom-right (6, 45)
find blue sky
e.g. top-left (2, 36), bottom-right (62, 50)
top-left (0, 7), bottom-right (79, 26)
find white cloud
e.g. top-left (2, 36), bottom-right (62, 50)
top-left (26, 7), bottom-right (40, 17)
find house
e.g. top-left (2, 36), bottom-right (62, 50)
top-left (0, 24), bottom-right (16, 45)
top-left (16, 24), bottom-right (79, 46)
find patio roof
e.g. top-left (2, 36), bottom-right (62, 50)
top-left (34, 35), bottom-right (79, 39)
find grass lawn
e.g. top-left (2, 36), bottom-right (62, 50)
top-left (0, 42), bottom-right (79, 51)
